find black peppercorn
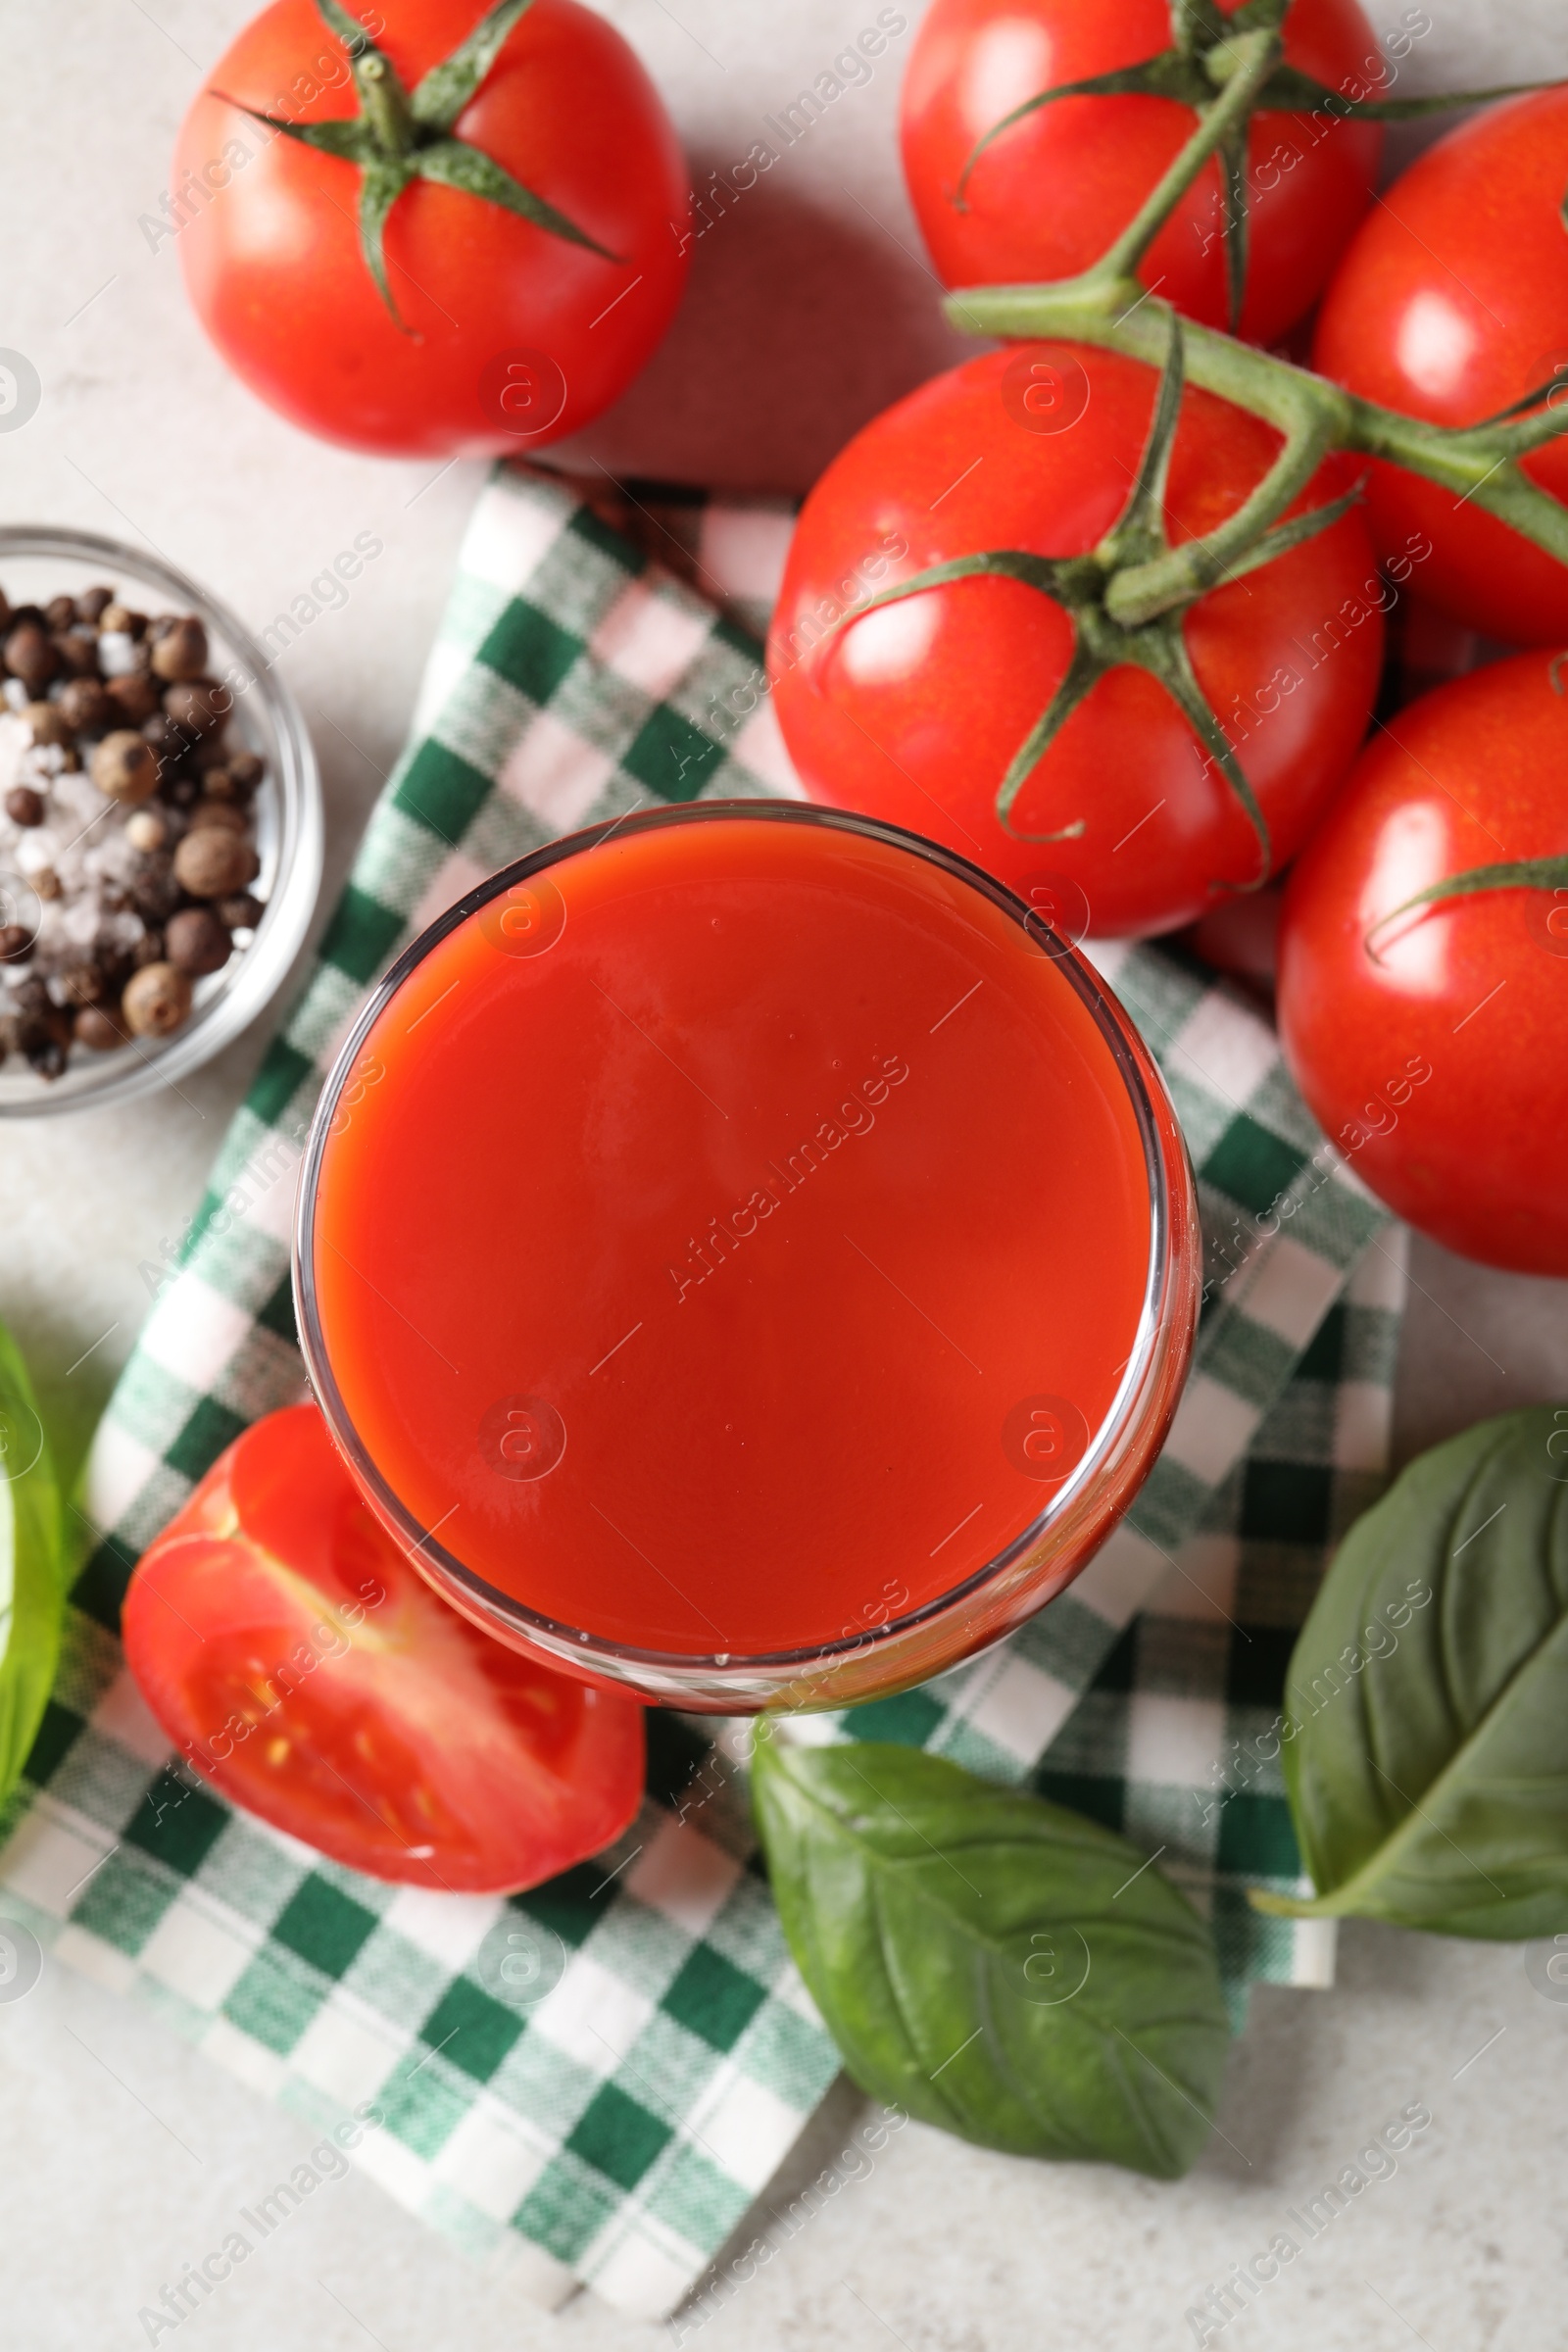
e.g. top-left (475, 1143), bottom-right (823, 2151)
top-left (166, 906), bottom-right (232, 976)
top-left (4, 621), bottom-right (58, 692)
top-left (151, 617), bottom-right (209, 682)
top-left (163, 679), bottom-right (229, 737)
top-left (59, 964), bottom-right (104, 1007)
top-left (20, 1008), bottom-right (72, 1079)
top-left (141, 710), bottom-right (198, 768)
top-left (217, 893), bottom-right (266, 931)
top-left (106, 672), bottom-right (161, 726)
top-left (58, 676), bottom-right (116, 735)
top-left (74, 1004), bottom-right (125, 1052)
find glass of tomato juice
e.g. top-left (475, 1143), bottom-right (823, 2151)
top-left (295, 804), bottom-right (1199, 1712)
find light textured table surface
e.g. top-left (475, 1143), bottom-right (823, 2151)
top-left (2, 3), bottom-right (1566, 2346)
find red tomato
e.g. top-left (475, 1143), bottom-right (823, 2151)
top-left (1312, 89), bottom-right (1568, 645)
top-left (174, 0), bottom-right (688, 457)
top-left (900, 0), bottom-right (1384, 347)
top-left (767, 343), bottom-right (1384, 938)
top-left (1278, 653), bottom-right (1568, 1275)
top-left (122, 1404), bottom-right (645, 1891)
top-left (1181, 881), bottom-right (1284, 992)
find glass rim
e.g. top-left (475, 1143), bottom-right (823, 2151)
top-left (0, 521), bottom-right (322, 1119)
top-left (294, 797), bottom-right (1185, 1683)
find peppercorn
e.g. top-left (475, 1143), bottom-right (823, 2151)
top-left (226, 751), bottom-right (265, 795)
top-left (122, 960), bottom-right (192, 1038)
top-left (1, 578), bottom-right (264, 1083)
top-left (173, 825), bottom-right (259, 899)
top-left (19, 1010), bottom-right (70, 1080)
top-left (53, 629), bottom-right (100, 677)
top-left (150, 616), bottom-right (209, 682)
top-left (132, 860), bottom-right (181, 921)
top-left (124, 808), bottom-right (167, 854)
top-left (105, 672), bottom-right (161, 726)
top-left (23, 701), bottom-right (72, 747)
top-left (74, 1004), bottom-right (124, 1052)
top-left (141, 710), bottom-right (198, 769)
top-left (189, 799), bottom-right (247, 835)
top-left (163, 679), bottom-right (228, 737)
top-left (166, 906), bottom-right (232, 976)
top-left (4, 621), bottom-right (58, 692)
top-left (90, 729), bottom-right (159, 806)
top-left (58, 676), bottom-right (115, 735)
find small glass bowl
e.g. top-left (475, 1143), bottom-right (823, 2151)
top-left (0, 526), bottom-right (321, 1117)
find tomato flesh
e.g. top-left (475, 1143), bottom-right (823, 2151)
top-left (122, 1404), bottom-right (646, 1891)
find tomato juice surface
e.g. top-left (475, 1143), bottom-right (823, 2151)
top-left (302, 808), bottom-right (1163, 1673)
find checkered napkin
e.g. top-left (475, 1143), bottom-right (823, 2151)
top-left (0, 465), bottom-right (1406, 2324)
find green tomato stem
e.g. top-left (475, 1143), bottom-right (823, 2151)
top-left (944, 277), bottom-right (1568, 602)
top-left (1092, 24), bottom-right (1284, 286)
top-left (358, 53), bottom-right (416, 157)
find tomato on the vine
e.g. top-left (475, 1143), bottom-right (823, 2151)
top-left (122, 1404), bottom-right (646, 1891)
top-left (173, 0), bottom-right (689, 457)
top-left (767, 341), bottom-right (1384, 939)
top-left (1278, 653), bottom-right (1568, 1276)
top-left (900, 0), bottom-right (1385, 347)
top-left (1313, 88), bottom-right (1568, 646)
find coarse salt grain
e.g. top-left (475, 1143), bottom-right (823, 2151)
top-left (96, 630), bottom-right (138, 677)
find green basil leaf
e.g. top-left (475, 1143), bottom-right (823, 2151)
top-left (0, 1322), bottom-right (64, 1803)
top-left (751, 1738), bottom-right (1230, 2180)
top-left (1255, 1405), bottom-right (1568, 1938)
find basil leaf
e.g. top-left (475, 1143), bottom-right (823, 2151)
top-left (1255, 1405), bottom-right (1568, 1938)
top-left (751, 1738), bottom-right (1230, 2180)
top-left (0, 1321), bottom-right (63, 1803)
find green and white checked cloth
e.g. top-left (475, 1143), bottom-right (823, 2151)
top-left (0, 465), bottom-right (1406, 2324)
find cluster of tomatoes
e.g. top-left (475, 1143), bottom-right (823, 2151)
top-left (775, 0), bottom-right (1568, 1285)
top-left (133, 0), bottom-right (1567, 1896)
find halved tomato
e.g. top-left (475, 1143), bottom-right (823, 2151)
top-left (122, 1403), bottom-right (645, 1892)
